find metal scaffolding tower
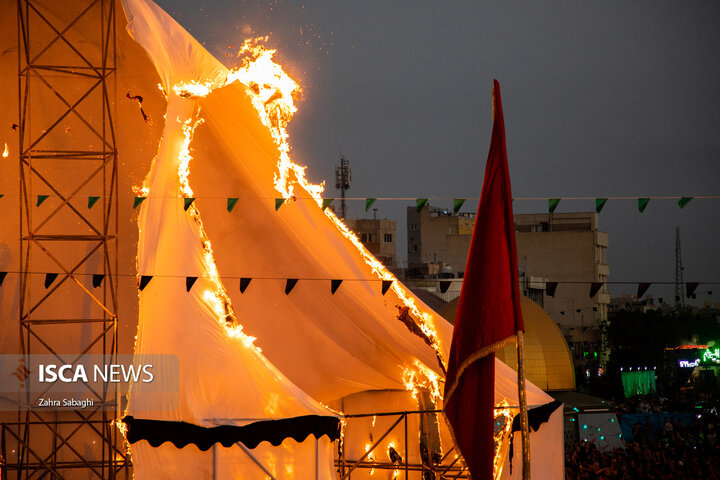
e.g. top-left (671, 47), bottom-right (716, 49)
top-left (2, 0), bottom-right (129, 478)
top-left (675, 227), bottom-right (685, 310)
top-left (334, 156), bottom-right (351, 219)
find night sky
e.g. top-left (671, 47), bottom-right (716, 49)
top-left (156, 0), bottom-right (720, 303)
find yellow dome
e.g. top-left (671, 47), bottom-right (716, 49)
top-left (437, 295), bottom-right (575, 391)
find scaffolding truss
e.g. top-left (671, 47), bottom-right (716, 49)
top-left (6, 0), bottom-right (129, 478)
top-left (336, 410), bottom-right (471, 480)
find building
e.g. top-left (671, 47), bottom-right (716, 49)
top-left (345, 218), bottom-right (397, 268)
top-left (406, 206), bottom-right (610, 370)
top-left (407, 205), bottom-right (474, 277)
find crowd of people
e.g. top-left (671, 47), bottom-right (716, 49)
top-left (565, 396), bottom-right (720, 479)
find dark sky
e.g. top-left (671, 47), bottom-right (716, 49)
top-left (156, 0), bottom-right (720, 302)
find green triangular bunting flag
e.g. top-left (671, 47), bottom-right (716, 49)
top-left (183, 197), bottom-right (195, 211)
top-left (453, 198), bottom-right (465, 213)
top-left (365, 198), bottom-right (377, 212)
top-left (548, 198), bottom-right (561, 213)
top-left (322, 198), bottom-right (334, 210)
top-left (275, 198), bottom-right (285, 211)
top-left (227, 197), bottom-right (239, 212)
top-left (678, 197), bottom-right (693, 209)
top-left (595, 198), bottom-right (607, 213)
top-left (134, 197), bottom-right (146, 209)
top-left (88, 196), bottom-right (100, 209)
top-left (36, 195), bottom-right (49, 207)
top-left (416, 198), bottom-right (428, 213)
top-left (638, 198), bottom-right (650, 213)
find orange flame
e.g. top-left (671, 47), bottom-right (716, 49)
top-left (2, 143), bottom-right (8, 158)
top-left (228, 37), bottom-right (446, 394)
top-left (174, 109), bottom-right (259, 350)
top-left (149, 37), bottom-right (446, 397)
top-left (492, 400), bottom-right (516, 479)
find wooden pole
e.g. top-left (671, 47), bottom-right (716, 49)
top-left (516, 330), bottom-right (531, 479)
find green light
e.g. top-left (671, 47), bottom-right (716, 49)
top-left (703, 348), bottom-right (720, 363)
top-left (583, 425), bottom-right (587, 429)
top-left (600, 436), bottom-right (605, 440)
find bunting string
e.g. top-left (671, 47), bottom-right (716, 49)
top-left (0, 193), bottom-right (717, 215)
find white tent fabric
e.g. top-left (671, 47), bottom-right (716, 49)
top-left (123, 0), bottom-right (338, 478)
top-left (121, 0), bottom-right (564, 477)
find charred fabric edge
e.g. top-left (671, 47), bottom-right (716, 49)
top-left (508, 400), bottom-right (562, 472)
top-left (122, 415), bottom-right (341, 451)
top-left (396, 306), bottom-right (447, 375)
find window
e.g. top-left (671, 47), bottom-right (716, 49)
top-left (411, 245), bottom-right (418, 252)
top-left (410, 223), bottom-right (417, 231)
top-left (361, 233), bottom-right (372, 243)
top-left (384, 233), bottom-right (393, 243)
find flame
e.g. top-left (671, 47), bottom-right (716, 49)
top-left (173, 80), bottom-right (216, 99)
top-left (174, 107), bottom-right (259, 350)
top-left (365, 441), bottom-right (377, 475)
top-left (402, 360), bottom-right (441, 402)
top-left (492, 400), bottom-right (517, 479)
top-left (228, 37), bottom-right (446, 393)
top-left (2, 143), bottom-right (8, 157)
top-left (150, 37), bottom-right (446, 399)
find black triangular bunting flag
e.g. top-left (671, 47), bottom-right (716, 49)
top-left (589, 282), bottom-right (603, 298)
top-left (240, 278), bottom-right (252, 293)
top-left (92, 274), bottom-right (104, 288)
top-left (686, 282), bottom-right (699, 299)
top-left (546, 282), bottom-right (558, 297)
top-left (381, 280), bottom-right (393, 296)
top-left (0, 271), bottom-right (7, 286)
top-left (186, 277), bottom-right (198, 292)
top-left (331, 279), bottom-right (343, 294)
top-left (439, 281), bottom-right (451, 294)
top-left (44, 273), bottom-right (58, 288)
top-left (285, 279), bottom-right (299, 295)
top-left (637, 282), bottom-right (651, 298)
top-left (139, 276), bottom-right (153, 291)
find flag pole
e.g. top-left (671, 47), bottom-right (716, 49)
top-left (516, 330), bottom-right (531, 479)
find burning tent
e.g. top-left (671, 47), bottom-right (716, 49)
top-left (114, 0), bottom-right (565, 477)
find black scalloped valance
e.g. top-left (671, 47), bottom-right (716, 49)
top-left (122, 415), bottom-right (341, 451)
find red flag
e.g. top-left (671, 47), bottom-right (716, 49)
top-left (443, 79), bottom-right (524, 479)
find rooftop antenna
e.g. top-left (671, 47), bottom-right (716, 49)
top-left (675, 227), bottom-right (685, 310)
top-left (335, 156), bottom-right (351, 219)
